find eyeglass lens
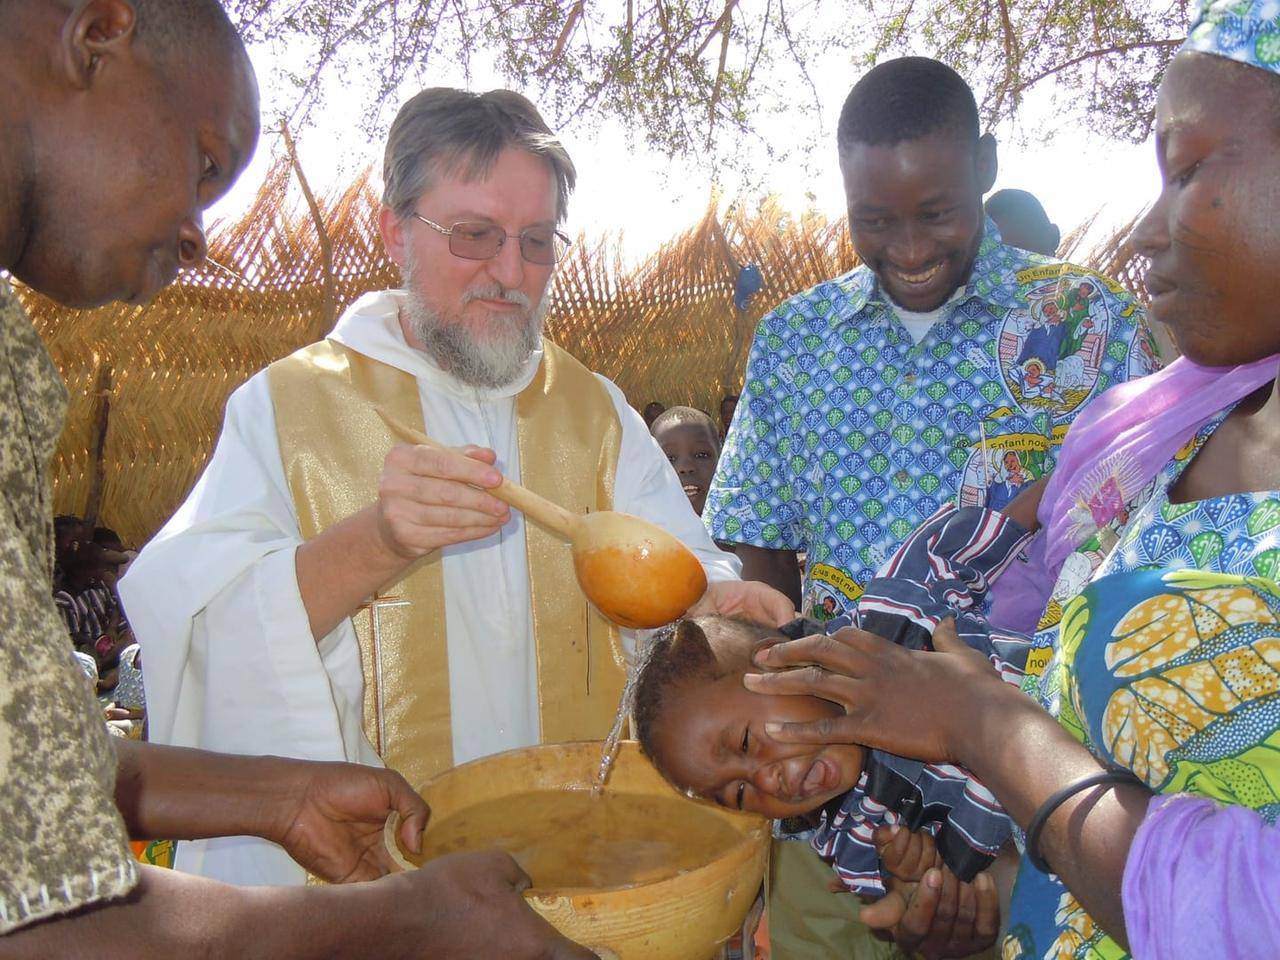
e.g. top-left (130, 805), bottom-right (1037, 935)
top-left (448, 221), bottom-right (563, 266)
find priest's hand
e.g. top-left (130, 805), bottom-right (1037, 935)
top-left (376, 441), bottom-right (512, 558)
top-left (296, 442), bottom-right (513, 639)
top-left (686, 579), bottom-right (797, 627)
top-left (266, 758), bottom-right (430, 883)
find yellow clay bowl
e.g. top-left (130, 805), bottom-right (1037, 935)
top-left (384, 741), bottom-right (769, 960)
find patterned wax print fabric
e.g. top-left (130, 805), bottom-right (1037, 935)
top-left (111, 644), bottom-right (146, 711)
top-left (810, 505), bottom-right (1033, 894)
top-left (0, 280), bottom-right (137, 933)
top-left (1184, 0), bottom-right (1280, 72)
top-left (1017, 412), bottom-right (1226, 710)
top-left (708, 220), bottom-right (1158, 623)
top-left (1002, 443), bottom-right (1280, 958)
top-left (54, 581), bottom-right (120, 654)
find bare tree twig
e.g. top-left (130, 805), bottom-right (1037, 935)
top-left (1013, 36), bottom-right (1183, 94)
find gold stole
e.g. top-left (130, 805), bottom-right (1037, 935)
top-left (267, 338), bottom-right (626, 789)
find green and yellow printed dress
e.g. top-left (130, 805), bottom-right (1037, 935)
top-left (1003, 422), bottom-right (1280, 959)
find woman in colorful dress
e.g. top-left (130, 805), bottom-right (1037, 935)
top-left (744, 3), bottom-right (1280, 957)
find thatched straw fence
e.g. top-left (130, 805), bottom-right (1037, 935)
top-left (16, 159), bottom-right (1150, 547)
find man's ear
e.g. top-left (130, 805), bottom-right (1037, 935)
top-left (975, 132), bottom-right (999, 196)
top-left (378, 205), bottom-right (409, 268)
top-left (62, 0), bottom-right (138, 90)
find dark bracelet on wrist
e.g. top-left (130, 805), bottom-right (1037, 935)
top-left (1024, 765), bottom-right (1146, 875)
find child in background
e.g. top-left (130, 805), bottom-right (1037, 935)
top-left (634, 499), bottom-right (1040, 904)
top-left (651, 406), bottom-right (721, 517)
top-left (105, 643), bottom-right (147, 739)
top-left (55, 540), bottom-right (132, 673)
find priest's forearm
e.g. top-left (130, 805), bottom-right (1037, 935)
top-left (296, 505), bottom-right (416, 641)
top-left (295, 442), bottom-right (508, 640)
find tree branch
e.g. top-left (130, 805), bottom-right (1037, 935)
top-left (990, 0), bottom-right (1020, 115)
top-left (1013, 36), bottom-right (1183, 95)
top-left (706, 0), bottom-right (736, 139)
top-left (694, 0), bottom-right (738, 58)
top-left (539, 1), bottom-right (586, 75)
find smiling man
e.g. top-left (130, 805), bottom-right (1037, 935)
top-left (709, 57), bottom-right (1156, 619)
top-left (119, 87), bottom-right (790, 888)
top-left (706, 57), bottom-right (1157, 959)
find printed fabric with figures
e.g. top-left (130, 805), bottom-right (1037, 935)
top-left (707, 219), bottom-right (1160, 621)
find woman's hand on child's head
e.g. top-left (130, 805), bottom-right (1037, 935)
top-left (875, 824), bottom-right (942, 882)
top-left (744, 618), bottom-right (1006, 765)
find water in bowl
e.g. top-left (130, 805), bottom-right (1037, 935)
top-left (411, 790), bottom-right (742, 891)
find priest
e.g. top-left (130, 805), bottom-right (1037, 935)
top-left (120, 87), bottom-right (789, 886)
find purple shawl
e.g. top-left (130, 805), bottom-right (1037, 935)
top-left (988, 354), bottom-right (1280, 631)
top-left (1123, 794), bottom-right (1280, 960)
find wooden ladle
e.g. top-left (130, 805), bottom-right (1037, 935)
top-left (378, 412), bottom-right (708, 629)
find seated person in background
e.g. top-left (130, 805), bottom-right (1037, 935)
top-left (635, 496), bottom-right (1042, 901)
top-left (642, 400), bottom-right (667, 428)
top-left (53, 513), bottom-right (91, 590)
top-left (984, 188), bottom-right (1061, 257)
top-left (651, 406), bottom-right (721, 517)
top-left (55, 541), bottom-right (133, 672)
top-left (105, 643), bottom-right (147, 739)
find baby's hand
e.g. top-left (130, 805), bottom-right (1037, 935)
top-left (860, 867), bottom-right (999, 960)
top-left (874, 824), bottom-right (942, 882)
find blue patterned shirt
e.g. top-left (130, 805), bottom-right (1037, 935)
top-left (707, 221), bottom-right (1160, 620)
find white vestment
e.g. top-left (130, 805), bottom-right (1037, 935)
top-left (119, 290), bottom-right (740, 886)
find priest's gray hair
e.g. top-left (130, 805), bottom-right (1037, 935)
top-left (382, 88), bottom-right (577, 223)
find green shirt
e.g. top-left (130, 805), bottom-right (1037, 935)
top-left (0, 279), bottom-right (136, 934)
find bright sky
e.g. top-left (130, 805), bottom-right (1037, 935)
top-left (210, 36), bottom-right (1164, 269)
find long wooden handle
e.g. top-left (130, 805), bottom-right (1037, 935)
top-left (376, 409), bottom-right (580, 541)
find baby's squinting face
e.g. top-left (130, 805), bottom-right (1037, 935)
top-left (651, 673), bottom-right (865, 819)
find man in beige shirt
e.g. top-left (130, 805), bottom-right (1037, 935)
top-left (0, 2), bottom-right (591, 957)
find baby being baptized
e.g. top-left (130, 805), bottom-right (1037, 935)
top-left (634, 503), bottom-right (1036, 897)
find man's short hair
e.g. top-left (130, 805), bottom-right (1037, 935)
top-left (130, 0), bottom-right (242, 63)
top-left (383, 88), bottom-right (577, 223)
top-left (837, 57), bottom-right (980, 154)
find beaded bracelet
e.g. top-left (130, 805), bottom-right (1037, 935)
top-left (1024, 766), bottom-right (1146, 874)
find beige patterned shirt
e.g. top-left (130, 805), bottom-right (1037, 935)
top-left (0, 279), bottom-right (136, 934)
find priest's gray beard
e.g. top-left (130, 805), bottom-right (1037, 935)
top-left (401, 258), bottom-right (546, 389)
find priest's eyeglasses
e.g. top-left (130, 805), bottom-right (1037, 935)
top-left (412, 214), bottom-right (571, 266)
